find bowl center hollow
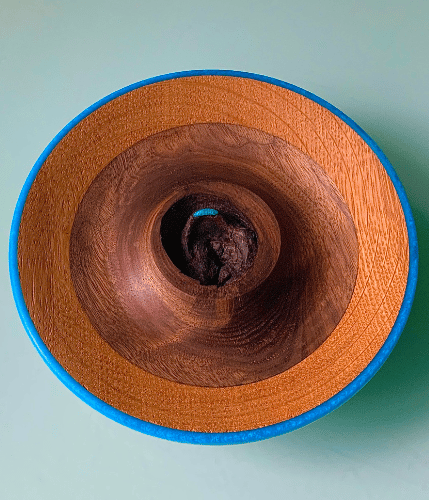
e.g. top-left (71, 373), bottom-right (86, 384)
top-left (160, 194), bottom-right (258, 287)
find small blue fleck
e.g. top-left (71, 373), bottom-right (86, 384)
top-left (193, 208), bottom-right (219, 217)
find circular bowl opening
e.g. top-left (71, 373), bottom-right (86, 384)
top-left (14, 73), bottom-right (413, 441)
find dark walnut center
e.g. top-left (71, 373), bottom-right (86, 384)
top-left (160, 195), bottom-right (258, 286)
top-left (69, 123), bottom-right (359, 387)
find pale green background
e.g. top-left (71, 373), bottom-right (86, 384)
top-left (1, 1), bottom-right (428, 498)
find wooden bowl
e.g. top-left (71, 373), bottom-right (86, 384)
top-left (10, 71), bottom-right (418, 444)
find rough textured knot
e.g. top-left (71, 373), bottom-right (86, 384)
top-left (182, 213), bottom-right (258, 286)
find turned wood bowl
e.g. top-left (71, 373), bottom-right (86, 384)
top-left (10, 71), bottom-right (418, 444)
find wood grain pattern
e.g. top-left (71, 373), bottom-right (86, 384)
top-left (69, 123), bottom-right (358, 387)
top-left (17, 75), bottom-right (409, 432)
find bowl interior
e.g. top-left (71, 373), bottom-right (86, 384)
top-left (69, 123), bottom-right (359, 387)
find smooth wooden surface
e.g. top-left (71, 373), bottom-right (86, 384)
top-left (69, 123), bottom-right (358, 387)
top-left (18, 75), bottom-right (409, 432)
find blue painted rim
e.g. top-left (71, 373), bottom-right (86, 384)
top-left (9, 70), bottom-right (418, 445)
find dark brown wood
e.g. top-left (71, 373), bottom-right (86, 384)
top-left (69, 123), bottom-right (359, 387)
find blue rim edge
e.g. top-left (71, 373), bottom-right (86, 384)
top-left (9, 70), bottom-right (418, 445)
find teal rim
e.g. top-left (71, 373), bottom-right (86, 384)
top-left (9, 70), bottom-right (418, 445)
